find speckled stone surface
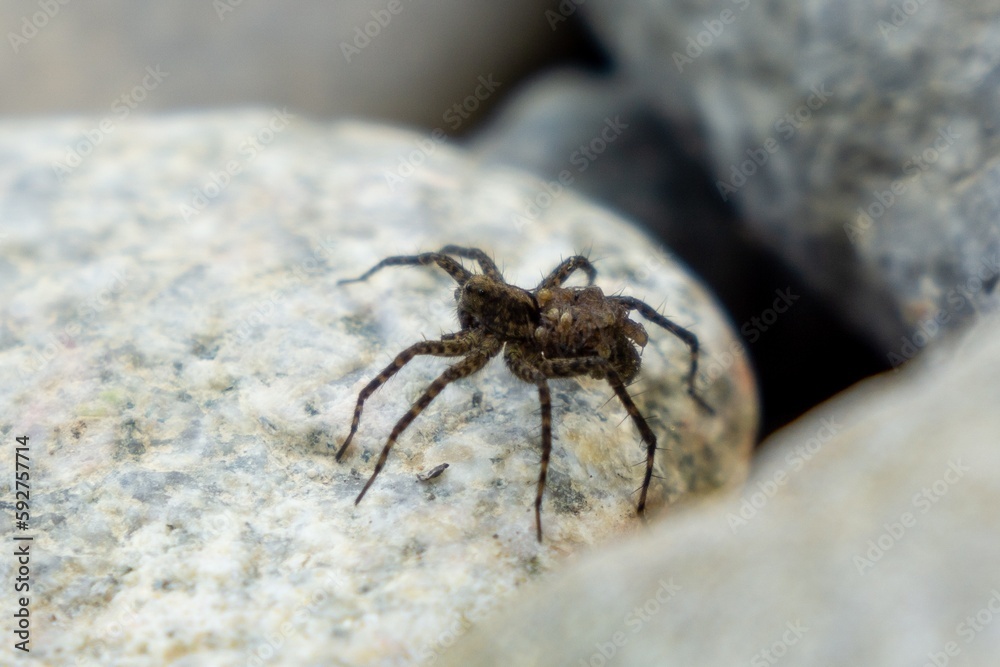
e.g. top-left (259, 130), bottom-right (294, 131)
top-left (437, 315), bottom-right (1000, 666)
top-left (0, 113), bottom-right (756, 665)
top-left (584, 0), bottom-right (1000, 353)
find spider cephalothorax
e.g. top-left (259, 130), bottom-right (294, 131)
top-left (336, 245), bottom-right (713, 541)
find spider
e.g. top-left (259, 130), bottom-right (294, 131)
top-left (335, 245), bottom-right (713, 541)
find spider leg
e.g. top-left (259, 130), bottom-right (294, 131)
top-left (536, 255), bottom-right (597, 290)
top-left (336, 335), bottom-right (476, 461)
top-left (338, 252), bottom-right (473, 286)
top-left (515, 353), bottom-right (662, 523)
top-left (544, 356), bottom-right (660, 517)
top-left (438, 245), bottom-right (502, 280)
top-left (354, 345), bottom-right (497, 505)
top-left (600, 367), bottom-right (659, 518)
top-left (534, 380), bottom-right (553, 542)
top-left (611, 296), bottom-right (715, 415)
top-left (504, 345), bottom-right (554, 541)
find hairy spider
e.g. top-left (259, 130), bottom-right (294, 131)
top-left (336, 245), bottom-right (713, 541)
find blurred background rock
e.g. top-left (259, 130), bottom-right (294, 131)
top-left (0, 0), bottom-right (596, 126)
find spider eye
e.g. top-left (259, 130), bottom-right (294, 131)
top-left (476, 288), bottom-right (487, 296)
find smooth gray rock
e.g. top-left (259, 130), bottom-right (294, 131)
top-left (583, 0), bottom-right (1000, 356)
top-left (438, 314), bottom-right (1000, 666)
top-left (0, 113), bottom-right (756, 665)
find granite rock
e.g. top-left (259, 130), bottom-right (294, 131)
top-left (0, 113), bottom-right (756, 665)
top-left (438, 314), bottom-right (1000, 666)
top-left (583, 0), bottom-right (1000, 355)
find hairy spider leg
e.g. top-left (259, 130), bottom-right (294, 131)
top-left (534, 381), bottom-right (552, 541)
top-left (337, 252), bottom-right (472, 286)
top-left (611, 296), bottom-right (715, 415)
top-left (504, 346), bottom-right (553, 541)
top-left (536, 255), bottom-right (597, 289)
top-left (354, 341), bottom-right (500, 505)
top-left (336, 335), bottom-right (477, 461)
top-left (506, 347), bottom-right (660, 539)
top-left (544, 355), bottom-right (661, 521)
top-left (438, 245), bottom-right (502, 280)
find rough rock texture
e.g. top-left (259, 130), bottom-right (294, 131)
top-left (438, 314), bottom-right (1000, 666)
top-left (584, 0), bottom-right (1000, 355)
top-left (0, 113), bottom-right (756, 665)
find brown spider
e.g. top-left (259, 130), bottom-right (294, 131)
top-left (336, 245), bottom-right (713, 541)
